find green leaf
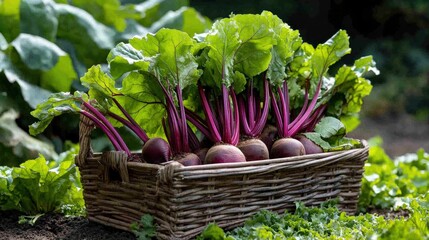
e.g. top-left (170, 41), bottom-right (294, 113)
top-left (353, 55), bottom-right (380, 77)
top-left (340, 114), bottom-right (361, 133)
top-left (8, 33), bottom-right (76, 94)
top-left (311, 30), bottom-right (351, 81)
top-left (4, 68), bottom-right (52, 109)
top-left (41, 55), bottom-right (77, 92)
top-left (29, 92), bottom-right (83, 136)
top-left (0, 109), bottom-right (58, 166)
top-left (80, 65), bottom-right (120, 105)
top-left (0, 147), bottom-right (82, 215)
top-left (130, 28), bottom-right (201, 89)
top-left (112, 72), bottom-right (166, 138)
top-left (301, 132), bottom-right (331, 151)
top-left (11, 33), bottom-right (64, 71)
top-left (107, 42), bottom-right (151, 79)
top-left (150, 7), bottom-right (212, 37)
top-left (314, 116), bottom-right (346, 139)
top-left (203, 18), bottom-right (240, 89)
top-left (264, 11), bottom-right (302, 87)
top-left (202, 13), bottom-right (278, 91)
top-left (0, 0), bottom-right (21, 42)
top-left (55, 4), bottom-right (116, 66)
top-left (20, 0), bottom-right (58, 41)
top-left (232, 13), bottom-right (275, 78)
top-left (198, 223), bottom-right (228, 240)
top-left (131, 214), bottom-right (156, 240)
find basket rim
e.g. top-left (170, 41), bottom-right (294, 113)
top-left (83, 140), bottom-right (368, 180)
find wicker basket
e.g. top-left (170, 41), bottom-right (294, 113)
top-left (76, 115), bottom-right (369, 240)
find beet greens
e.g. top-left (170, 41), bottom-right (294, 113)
top-left (30, 92), bottom-right (131, 156)
top-left (29, 11), bottom-right (379, 165)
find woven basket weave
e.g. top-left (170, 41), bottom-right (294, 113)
top-left (76, 115), bottom-right (368, 240)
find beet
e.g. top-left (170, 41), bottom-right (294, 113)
top-left (237, 138), bottom-right (269, 161)
top-left (259, 124), bottom-right (277, 151)
top-left (194, 147), bottom-right (209, 164)
top-left (295, 135), bottom-right (323, 154)
top-left (270, 138), bottom-right (305, 159)
top-left (142, 137), bottom-right (171, 164)
top-left (205, 144), bottom-right (246, 164)
top-left (176, 153), bottom-right (202, 166)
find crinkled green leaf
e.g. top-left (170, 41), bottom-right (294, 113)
top-left (150, 7), bottom-right (212, 37)
top-left (203, 18), bottom-right (240, 89)
top-left (353, 55), bottom-right (380, 77)
top-left (29, 92), bottom-right (83, 136)
top-left (311, 30), bottom-right (351, 81)
top-left (232, 13), bottom-right (275, 79)
top-left (198, 200), bottom-right (429, 239)
top-left (203, 14), bottom-right (275, 91)
top-left (264, 11), bottom-right (302, 87)
top-left (107, 42), bottom-right (151, 79)
top-left (130, 214), bottom-right (157, 240)
top-left (314, 116), bottom-right (346, 139)
top-left (0, 0), bottom-right (21, 42)
top-left (340, 114), bottom-right (361, 133)
top-left (80, 65), bottom-right (120, 105)
top-left (326, 56), bottom-right (376, 132)
top-left (301, 132), bottom-right (331, 151)
top-left (20, 0), bottom-right (58, 41)
top-left (129, 28), bottom-right (201, 90)
top-left (0, 147), bottom-right (83, 215)
top-left (359, 138), bottom-right (429, 213)
top-left (0, 109), bottom-right (57, 166)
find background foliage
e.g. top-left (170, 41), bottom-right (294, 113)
top-left (0, 0), bottom-right (211, 166)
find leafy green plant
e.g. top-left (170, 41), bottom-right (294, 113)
top-left (198, 196), bottom-right (429, 239)
top-left (0, 143), bottom-right (84, 216)
top-left (359, 137), bottom-right (429, 211)
top-left (130, 214), bottom-right (157, 240)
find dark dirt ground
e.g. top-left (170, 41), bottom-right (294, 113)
top-left (0, 114), bottom-right (427, 240)
top-left (0, 211), bottom-right (135, 240)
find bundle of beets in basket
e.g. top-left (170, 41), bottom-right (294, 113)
top-left (30, 11), bottom-right (379, 166)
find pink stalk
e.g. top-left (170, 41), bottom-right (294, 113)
top-left (83, 102), bottom-right (130, 155)
top-left (111, 98), bottom-right (149, 142)
top-left (230, 89), bottom-right (240, 145)
top-left (198, 86), bottom-right (222, 142)
top-left (80, 110), bottom-right (122, 151)
top-left (221, 85), bottom-right (232, 142)
top-left (288, 79), bottom-right (323, 136)
top-left (269, 86), bottom-right (284, 138)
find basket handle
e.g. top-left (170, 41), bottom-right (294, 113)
top-left (100, 151), bottom-right (130, 183)
top-left (76, 109), bottom-right (95, 167)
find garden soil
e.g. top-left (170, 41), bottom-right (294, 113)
top-left (0, 114), bottom-right (426, 240)
top-left (0, 211), bottom-right (135, 240)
